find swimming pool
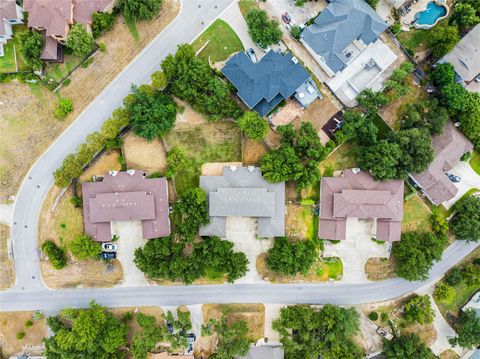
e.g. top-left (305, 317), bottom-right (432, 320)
top-left (415, 1), bottom-right (448, 29)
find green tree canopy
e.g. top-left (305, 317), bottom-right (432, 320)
top-left (400, 98), bottom-right (448, 135)
top-left (357, 89), bottom-right (390, 113)
top-left (66, 24), bottom-right (95, 56)
top-left (432, 63), bottom-right (456, 88)
top-left (204, 315), bottom-right (250, 359)
top-left (18, 30), bottom-right (44, 70)
top-left (245, 9), bottom-right (282, 48)
top-left (403, 295), bottom-right (434, 324)
top-left (70, 235), bottom-right (102, 260)
top-left (450, 196), bottom-right (480, 241)
top-left (392, 128), bottom-right (434, 176)
top-left (42, 240), bottom-right (67, 270)
top-left (383, 333), bottom-right (436, 359)
top-left (92, 12), bottom-right (116, 38)
top-left (342, 111), bottom-right (379, 146)
top-left (434, 282), bottom-right (455, 302)
top-left (449, 308), bottom-right (480, 349)
top-left (172, 188), bottom-right (210, 241)
top-left (428, 25), bottom-right (460, 58)
top-left (165, 146), bottom-right (187, 178)
top-left (359, 140), bottom-right (402, 180)
top-left (260, 145), bottom-right (303, 182)
top-left (238, 111), bottom-right (269, 140)
top-left (450, 3), bottom-right (480, 32)
top-left (131, 312), bottom-right (164, 359)
top-left (266, 237), bottom-right (318, 275)
top-left (118, 0), bottom-right (162, 21)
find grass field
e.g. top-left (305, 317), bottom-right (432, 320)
top-left (238, 0), bottom-right (258, 17)
top-left (163, 121), bottom-right (242, 196)
top-left (319, 142), bottom-right (357, 175)
top-left (285, 204), bottom-right (318, 240)
top-left (397, 29), bottom-right (430, 55)
top-left (45, 53), bottom-right (85, 82)
top-left (0, 224), bottom-right (14, 290)
top-left (0, 25), bottom-right (29, 73)
top-left (402, 195), bottom-right (432, 232)
top-left (192, 19), bottom-right (244, 62)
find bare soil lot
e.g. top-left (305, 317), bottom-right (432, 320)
top-left (124, 132), bottom-right (167, 174)
top-left (0, 311), bottom-right (47, 358)
top-left (365, 256), bottom-right (397, 281)
top-left (0, 224), bottom-right (14, 290)
top-left (79, 150), bottom-right (121, 182)
top-left (242, 137), bottom-right (268, 165)
top-left (0, 0), bottom-right (179, 203)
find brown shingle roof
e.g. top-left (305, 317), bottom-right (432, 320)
top-left (73, 0), bottom-right (113, 26)
top-left (410, 121), bottom-right (473, 205)
top-left (24, 0), bottom-right (73, 38)
top-left (81, 170), bottom-right (170, 242)
top-left (40, 35), bottom-right (59, 60)
top-left (0, 0), bottom-right (18, 36)
top-left (319, 169), bottom-right (404, 241)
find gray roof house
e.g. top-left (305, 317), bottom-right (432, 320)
top-left (221, 50), bottom-right (320, 117)
top-left (200, 166), bottom-right (285, 238)
top-left (301, 0), bottom-right (388, 76)
top-left (410, 121), bottom-right (473, 206)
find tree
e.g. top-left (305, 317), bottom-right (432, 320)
top-left (357, 89), bottom-right (390, 113)
top-left (173, 188), bottom-right (210, 241)
top-left (260, 145), bottom-right (303, 182)
top-left (369, 312), bottom-right (379, 321)
top-left (273, 305), bottom-right (363, 359)
top-left (266, 237), bottom-right (318, 275)
top-left (439, 82), bottom-right (470, 114)
top-left (70, 235), bottom-right (102, 260)
top-left (428, 25), bottom-right (459, 58)
top-left (54, 153), bottom-right (84, 187)
top-left (384, 62), bottom-right (414, 100)
top-left (245, 9), bottom-right (282, 48)
top-left (393, 231), bottom-right (447, 281)
top-left (150, 71), bottom-right (167, 90)
top-left (366, 0), bottom-right (380, 9)
top-left (66, 24), bottom-right (95, 56)
top-left (445, 267), bottom-right (463, 286)
top-left (400, 99), bottom-right (448, 135)
top-left (434, 282), bottom-right (455, 302)
top-left (450, 196), bottom-right (480, 241)
top-left (358, 140), bottom-right (402, 180)
top-left (131, 313), bottom-right (164, 359)
top-left (17, 30), bottom-right (44, 70)
top-left (290, 25), bottom-right (302, 40)
top-left (44, 301), bottom-right (128, 358)
top-left (383, 333), bottom-right (435, 359)
top-left (92, 12), bottom-right (116, 38)
top-left (342, 111), bottom-right (378, 146)
top-left (165, 147), bottom-right (187, 178)
top-left (403, 295), bottom-right (434, 324)
top-left (126, 86), bottom-right (177, 141)
top-left (392, 128), bottom-right (434, 176)
top-left (238, 111), bottom-right (269, 140)
top-left (41, 240), bottom-right (67, 270)
top-left (205, 315), bottom-right (251, 359)
top-left (461, 262), bottom-right (480, 286)
top-left (450, 3), bottom-right (479, 32)
top-left (118, 0), bottom-right (162, 21)
top-left (449, 308), bottom-right (480, 349)
top-left (432, 63), bottom-right (456, 88)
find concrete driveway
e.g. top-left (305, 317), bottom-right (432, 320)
top-left (323, 218), bottom-right (390, 283)
top-left (265, 0), bottom-right (327, 25)
top-left (225, 217), bottom-right (272, 284)
top-left (111, 221), bottom-right (149, 287)
top-left (443, 161), bottom-right (480, 209)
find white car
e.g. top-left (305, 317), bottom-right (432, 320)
top-left (101, 243), bottom-right (118, 252)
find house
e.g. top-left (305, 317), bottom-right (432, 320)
top-left (200, 166), bottom-right (285, 238)
top-left (439, 24), bottom-right (480, 93)
top-left (236, 346), bottom-right (284, 359)
top-left (81, 170), bottom-right (170, 242)
top-left (410, 121), bottom-right (473, 206)
top-left (0, 0), bottom-right (23, 56)
top-left (221, 50), bottom-right (320, 117)
top-left (462, 291), bottom-right (479, 317)
top-left (23, 0), bottom-right (115, 62)
top-left (301, 0), bottom-right (397, 107)
top-left (319, 169), bottom-right (404, 242)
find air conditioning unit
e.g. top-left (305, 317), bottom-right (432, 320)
top-left (298, 92), bottom-right (305, 98)
top-left (307, 85), bottom-right (315, 94)
top-left (291, 56), bottom-right (299, 64)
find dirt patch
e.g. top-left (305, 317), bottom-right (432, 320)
top-left (124, 132), bottom-right (167, 174)
top-left (38, 185), bottom-right (123, 288)
top-left (242, 137), bottom-right (268, 166)
top-left (263, 127), bottom-right (282, 149)
top-left (0, 224), bottom-right (14, 290)
top-left (440, 349), bottom-right (460, 359)
top-left (174, 98), bottom-right (207, 130)
top-left (200, 162), bottom-right (243, 176)
top-left (285, 204), bottom-right (317, 240)
top-left (79, 150), bottom-right (121, 182)
top-left (319, 142), bottom-right (357, 175)
top-left (0, 311), bottom-right (47, 358)
top-left (402, 323), bottom-right (437, 346)
top-left (0, 1), bottom-right (179, 203)
top-left (365, 257), bottom-right (397, 281)
top-left (292, 95), bottom-right (341, 134)
top-left (270, 100), bottom-right (304, 128)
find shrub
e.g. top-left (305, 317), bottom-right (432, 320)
top-left (16, 332), bottom-right (26, 340)
top-left (461, 151), bottom-right (472, 162)
top-left (290, 25), bottom-right (302, 40)
top-left (403, 295), bottom-right (434, 324)
top-left (445, 268), bottom-right (463, 286)
top-left (70, 196), bottom-right (82, 207)
top-left (245, 9), bottom-right (282, 48)
top-left (266, 237), bottom-right (318, 275)
top-left (434, 282), bottom-right (455, 302)
top-left (369, 312), bottom-right (379, 321)
top-left (238, 111), bottom-right (269, 140)
top-left (165, 147), bottom-right (187, 178)
top-left (381, 312), bottom-right (388, 322)
top-left (98, 42), bottom-right (107, 53)
top-left (25, 320), bottom-right (33, 327)
top-left (92, 12), bottom-right (116, 38)
top-left (66, 24), bottom-right (95, 56)
top-left (42, 240), bottom-right (67, 270)
top-left (54, 98), bottom-right (74, 119)
top-left (70, 235), bottom-right (102, 260)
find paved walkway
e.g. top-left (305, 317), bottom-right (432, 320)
top-left (429, 293), bottom-right (460, 356)
top-left (444, 161), bottom-right (480, 209)
top-left (0, 203), bottom-right (13, 225)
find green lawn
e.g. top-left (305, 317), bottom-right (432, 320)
top-left (397, 29), bottom-right (430, 55)
top-left (238, 0), bottom-right (258, 17)
top-left (470, 150), bottom-right (480, 176)
top-left (163, 121), bottom-right (242, 196)
top-left (319, 142), bottom-right (357, 175)
top-left (0, 24), bottom-right (29, 73)
top-left (45, 53), bottom-right (84, 82)
top-left (192, 19), bottom-right (244, 63)
top-left (402, 195), bottom-right (432, 232)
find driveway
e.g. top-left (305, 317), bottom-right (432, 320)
top-left (225, 217), bottom-right (272, 284)
top-left (265, 0), bottom-right (327, 25)
top-left (443, 161), bottom-right (480, 209)
top-left (111, 221), bottom-right (149, 287)
top-left (323, 218), bottom-right (390, 283)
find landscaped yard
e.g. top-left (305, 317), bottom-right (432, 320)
top-left (396, 29), bottom-right (430, 56)
top-left (402, 195), bottom-right (432, 232)
top-left (285, 204), bottom-right (317, 240)
top-left (238, 0), bottom-right (258, 17)
top-left (192, 19), bottom-right (244, 63)
top-left (0, 224), bottom-right (14, 290)
top-left (319, 142), bottom-right (357, 176)
top-left (123, 132), bottom-right (167, 174)
top-left (45, 53), bottom-right (85, 82)
top-left (0, 24), bottom-right (29, 73)
top-left (163, 121), bottom-right (242, 196)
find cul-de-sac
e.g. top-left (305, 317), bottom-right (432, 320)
top-left (0, 0), bottom-right (479, 358)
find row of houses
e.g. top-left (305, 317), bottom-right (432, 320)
top-left (0, 0), bottom-right (116, 61)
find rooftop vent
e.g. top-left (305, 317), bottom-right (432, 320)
top-left (291, 56), bottom-right (299, 64)
top-left (307, 85), bottom-right (315, 94)
top-left (127, 169), bottom-right (136, 176)
top-left (352, 168), bottom-right (361, 174)
top-left (298, 92), bottom-right (305, 98)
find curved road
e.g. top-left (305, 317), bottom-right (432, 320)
top-left (2, 0), bottom-right (478, 311)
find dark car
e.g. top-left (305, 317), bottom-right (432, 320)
top-left (187, 333), bottom-right (196, 343)
top-left (246, 48), bottom-right (257, 63)
top-left (100, 251), bottom-right (116, 260)
top-left (282, 12), bottom-right (292, 24)
top-left (166, 321), bottom-right (174, 334)
top-left (446, 173), bottom-right (461, 182)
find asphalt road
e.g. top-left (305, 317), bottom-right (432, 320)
top-left (1, 240), bottom-right (477, 311)
top-left (8, 0), bottom-right (236, 293)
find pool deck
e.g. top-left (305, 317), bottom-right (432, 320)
top-left (400, 0), bottom-right (444, 31)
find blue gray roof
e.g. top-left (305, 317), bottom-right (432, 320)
top-left (200, 166), bottom-right (285, 238)
top-left (301, 0), bottom-right (388, 73)
top-left (221, 51), bottom-right (311, 117)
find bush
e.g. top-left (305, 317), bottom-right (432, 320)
top-left (369, 312), bottom-right (379, 321)
top-left (66, 24), bottom-right (95, 56)
top-left (238, 111), bottom-right (269, 140)
top-left (245, 9), bottom-right (282, 48)
top-left (381, 312), bottom-right (388, 322)
top-left (54, 98), bottom-right (74, 119)
top-left (98, 42), bottom-right (107, 53)
top-left (266, 237), bottom-right (318, 275)
top-left (70, 235), bottom-right (102, 260)
top-left (434, 282), bottom-right (455, 302)
top-left (445, 268), bottom-right (463, 286)
top-left (403, 295), bottom-right (434, 324)
top-left (165, 147), bottom-right (187, 178)
top-left (92, 12), bottom-right (116, 38)
top-left (461, 151), bottom-right (472, 162)
top-left (42, 240), bottom-right (67, 270)
top-left (25, 320), bottom-right (33, 327)
top-left (16, 332), bottom-right (26, 340)
top-left (290, 25), bottom-right (302, 40)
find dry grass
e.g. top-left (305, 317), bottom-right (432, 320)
top-left (123, 132), bottom-right (167, 174)
top-left (319, 142), bottom-right (357, 174)
top-left (0, 1), bottom-right (179, 203)
top-left (402, 195), bottom-right (433, 233)
top-left (285, 204), bottom-right (317, 240)
top-left (79, 150), bottom-right (121, 182)
top-left (440, 349), bottom-right (460, 359)
top-left (402, 323), bottom-right (437, 346)
top-left (0, 311), bottom-right (47, 358)
top-left (242, 137), bottom-right (268, 166)
top-left (0, 224), bottom-right (14, 290)
top-left (365, 257), bottom-right (397, 281)
top-left (200, 162), bottom-right (243, 176)
top-left (38, 185), bottom-right (123, 288)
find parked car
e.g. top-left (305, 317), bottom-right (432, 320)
top-left (445, 173), bottom-right (461, 182)
top-left (376, 327), bottom-right (394, 340)
top-left (166, 321), bottom-right (174, 334)
top-left (187, 333), bottom-right (196, 343)
top-left (282, 12), bottom-right (292, 24)
top-left (246, 48), bottom-right (257, 63)
top-left (100, 251), bottom-right (116, 260)
top-left (101, 243), bottom-right (118, 251)
top-left (187, 342), bottom-right (193, 354)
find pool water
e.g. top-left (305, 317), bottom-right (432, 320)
top-left (416, 1), bottom-right (447, 25)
